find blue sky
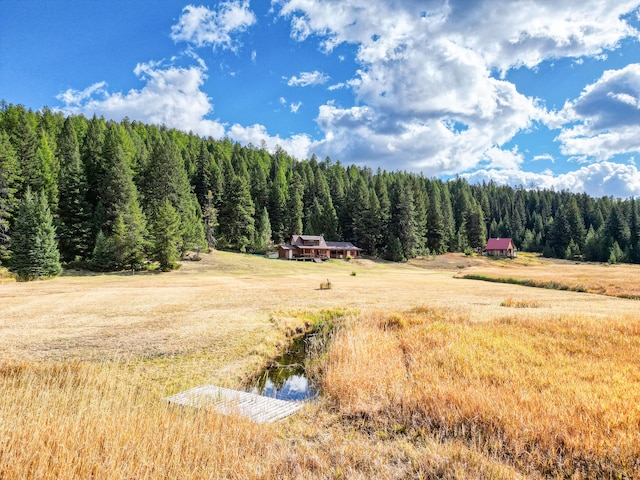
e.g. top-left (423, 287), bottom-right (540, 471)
top-left (2, 1), bottom-right (640, 197)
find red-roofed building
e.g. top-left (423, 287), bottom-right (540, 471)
top-left (485, 238), bottom-right (517, 258)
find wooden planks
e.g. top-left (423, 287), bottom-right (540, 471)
top-left (165, 385), bottom-right (304, 423)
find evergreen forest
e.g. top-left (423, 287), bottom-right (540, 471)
top-left (1, 102), bottom-right (639, 279)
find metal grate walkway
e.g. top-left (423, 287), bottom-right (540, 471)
top-left (165, 385), bottom-right (304, 423)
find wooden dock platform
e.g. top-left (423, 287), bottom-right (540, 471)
top-left (165, 385), bottom-right (304, 423)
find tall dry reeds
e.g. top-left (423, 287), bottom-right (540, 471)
top-left (0, 357), bottom-right (522, 479)
top-left (321, 306), bottom-right (640, 478)
top-left (0, 360), bottom-right (283, 479)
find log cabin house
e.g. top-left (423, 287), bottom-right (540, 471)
top-left (278, 235), bottom-right (361, 261)
top-left (484, 238), bottom-right (517, 258)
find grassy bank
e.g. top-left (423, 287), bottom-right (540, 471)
top-left (322, 307), bottom-right (640, 477)
top-left (2, 251), bottom-right (640, 478)
top-left (459, 253), bottom-right (640, 299)
top-left (461, 273), bottom-right (589, 292)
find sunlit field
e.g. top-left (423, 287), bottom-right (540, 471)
top-left (1, 251), bottom-right (639, 478)
top-left (452, 252), bottom-right (640, 299)
top-left (322, 307), bottom-right (640, 478)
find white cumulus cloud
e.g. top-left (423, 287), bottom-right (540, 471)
top-left (170, 1), bottom-right (256, 50)
top-left (57, 81), bottom-right (107, 106)
top-left (57, 58), bottom-right (225, 138)
top-left (286, 70), bottom-right (330, 87)
top-left (227, 123), bottom-right (315, 159)
top-left (462, 161), bottom-right (640, 197)
top-left (272, 0), bottom-right (640, 176)
top-left (555, 63), bottom-right (640, 160)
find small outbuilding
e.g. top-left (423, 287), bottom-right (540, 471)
top-left (485, 238), bottom-right (517, 258)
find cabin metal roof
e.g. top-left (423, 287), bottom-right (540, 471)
top-left (485, 238), bottom-right (514, 250)
top-left (326, 241), bottom-right (361, 250)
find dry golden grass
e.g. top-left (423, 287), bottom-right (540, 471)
top-left (0, 266), bottom-right (14, 284)
top-left (500, 296), bottom-right (544, 308)
top-left (322, 306), bottom-right (640, 478)
top-left (0, 358), bottom-right (524, 479)
top-left (0, 360), bottom-right (286, 479)
top-left (2, 251), bottom-right (640, 478)
top-left (461, 252), bottom-right (640, 299)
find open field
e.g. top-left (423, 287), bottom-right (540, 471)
top-left (436, 252), bottom-right (640, 299)
top-left (1, 252), bottom-right (640, 478)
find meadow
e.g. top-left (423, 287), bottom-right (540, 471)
top-left (1, 252), bottom-right (639, 478)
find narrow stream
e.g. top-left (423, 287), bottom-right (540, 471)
top-left (248, 333), bottom-right (317, 401)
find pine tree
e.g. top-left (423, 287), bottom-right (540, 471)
top-left (249, 160), bottom-right (269, 214)
top-left (57, 118), bottom-right (93, 262)
top-left (35, 131), bottom-right (59, 210)
top-left (219, 175), bottom-right (255, 252)
top-left (82, 115), bottom-right (106, 216)
top-left (0, 132), bottom-right (20, 263)
top-left (605, 202), bottom-right (630, 252)
top-left (180, 197), bottom-right (207, 255)
top-left (110, 202), bottom-right (147, 271)
top-left (307, 169), bottom-right (338, 239)
top-left (411, 179), bottom-right (428, 254)
top-left (327, 161), bottom-right (347, 237)
top-left (363, 187), bottom-right (383, 256)
top-left (268, 154), bottom-right (289, 243)
top-left (426, 181), bottom-right (446, 254)
top-left (389, 178), bottom-right (418, 259)
top-left (9, 189), bottom-right (61, 280)
top-left (90, 231), bottom-right (115, 272)
top-left (465, 201), bottom-right (486, 249)
top-left (374, 173), bottom-right (391, 254)
top-left (9, 106), bottom-right (38, 193)
top-left (253, 207), bottom-right (274, 254)
top-left (284, 172), bottom-right (304, 239)
top-left (385, 235), bottom-right (405, 262)
top-left (627, 198), bottom-right (640, 263)
top-left (91, 123), bottom-right (147, 269)
top-left (549, 205), bottom-right (572, 257)
top-left (193, 142), bottom-right (213, 209)
top-left (565, 196), bottom-right (586, 250)
top-left (609, 241), bottom-right (624, 264)
top-left (203, 190), bottom-right (219, 249)
top-left (348, 177), bottom-right (370, 247)
top-left (149, 200), bottom-right (182, 271)
top-left (440, 184), bottom-right (455, 250)
top-left (142, 134), bottom-right (206, 254)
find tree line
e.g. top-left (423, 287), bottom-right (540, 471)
top-left (1, 102), bottom-right (639, 279)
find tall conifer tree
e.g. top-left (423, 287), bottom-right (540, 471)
top-left (285, 172), bottom-right (304, 238)
top-left (9, 189), bottom-right (61, 280)
top-left (143, 134), bottom-right (206, 254)
top-left (90, 123), bottom-right (147, 270)
top-left (57, 118), bottom-right (93, 262)
top-left (426, 181), bottom-right (446, 254)
top-left (219, 175), bottom-right (255, 252)
top-left (0, 132), bottom-right (20, 263)
top-left (149, 199), bottom-right (182, 271)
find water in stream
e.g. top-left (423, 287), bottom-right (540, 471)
top-left (249, 334), bottom-right (317, 401)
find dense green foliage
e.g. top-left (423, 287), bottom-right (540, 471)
top-left (8, 188), bottom-right (61, 280)
top-left (2, 101), bottom-right (640, 277)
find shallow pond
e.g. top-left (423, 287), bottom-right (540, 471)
top-left (248, 334), bottom-right (317, 401)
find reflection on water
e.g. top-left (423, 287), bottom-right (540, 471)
top-left (259, 374), bottom-right (316, 401)
top-left (249, 334), bottom-right (317, 401)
